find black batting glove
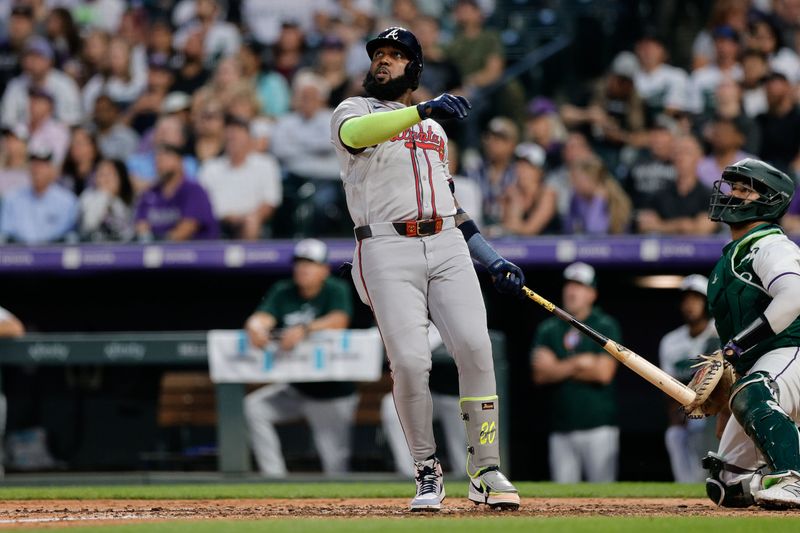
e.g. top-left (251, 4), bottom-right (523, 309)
top-left (487, 258), bottom-right (525, 298)
top-left (417, 93), bottom-right (471, 120)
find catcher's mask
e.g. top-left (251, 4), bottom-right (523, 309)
top-left (708, 158), bottom-right (794, 225)
top-left (365, 27), bottom-right (424, 90)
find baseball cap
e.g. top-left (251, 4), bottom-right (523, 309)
top-left (25, 36), bottom-right (54, 61)
top-left (28, 86), bottom-right (54, 103)
top-left (526, 96), bottom-right (557, 118)
top-left (11, 5), bottom-right (33, 18)
top-left (712, 25), bottom-right (740, 42)
top-left (486, 117), bottom-right (518, 141)
top-left (28, 144), bottom-right (53, 162)
top-left (148, 53), bottom-right (172, 71)
top-left (563, 262), bottom-right (596, 288)
top-left (764, 70), bottom-right (790, 83)
top-left (514, 142), bottom-right (546, 167)
top-left (680, 274), bottom-right (708, 297)
top-left (610, 51), bottom-right (639, 79)
top-left (161, 91), bottom-right (191, 114)
top-left (293, 239), bottom-right (328, 264)
top-left (321, 35), bottom-right (345, 50)
top-left (1, 123), bottom-right (29, 141)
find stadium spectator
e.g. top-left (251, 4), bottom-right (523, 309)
top-left (622, 121), bottom-right (676, 211)
top-left (91, 95), bottom-right (140, 161)
top-left (313, 34), bottom-right (357, 109)
top-left (0, 4), bottom-right (35, 89)
top-left (498, 143), bottom-right (559, 236)
top-left (243, 238), bottom-right (358, 478)
top-left (127, 115), bottom-right (198, 192)
top-left (703, 78), bottom-right (760, 155)
top-left (755, 71), bottom-right (800, 174)
top-left (171, 28), bottom-right (211, 95)
top-left (78, 158), bottom-right (134, 242)
top-left (659, 275), bottom-right (719, 483)
top-left (740, 48), bottom-right (769, 118)
top-left (0, 304), bottom-right (25, 477)
top-left (61, 126), bottom-right (99, 196)
top-left (73, 29), bottom-right (110, 88)
top-left (447, 139), bottom-right (483, 227)
top-left (636, 135), bottom-right (717, 235)
top-left (563, 157), bottom-right (632, 235)
top-left (70, 0), bottom-right (126, 33)
top-left (687, 26), bottom-right (742, 116)
top-left (1, 36), bottom-right (82, 126)
top-left (134, 142), bottom-right (218, 241)
top-left (376, 0), bottom-right (421, 31)
top-left (240, 0), bottom-right (323, 46)
top-left (411, 16), bottom-right (462, 104)
top-left (198, 114), bottom-right (282, 240)
top-left (747, 14), bottom-right (800, 82)
top-left (633, 31), bottom-right (690, 126)
top-left (173, 0), bottom-right (241, 68)
top-left (0, 146), bottom-right (78, 245)
top-left (45, 7), bottom-right (82, 70)
top-left (532, 262), bottom-right (621, 482)
top-left (546, 132), bottom-right (596, 222)
top-left (271, 71), bottom-right (338, 181)
top-left (26, 88), bottom-right (69, 167)
top-left (239, 38), bottom-right (290, 117)
top-left (691, 0), bottom-right (749, 71)
top-left (697, 117), bottom-right (753, 188)
top-left (125, 54), bottom-right (176, 136)
top-left (560, 51), bottom-right (646, 166)
top-left (773, 0), bottom-right (800, 52)
top-left (0, 125), bottom-right (29, 198)
top-left (146, 17), bottom-right (177, 63)
top-left (524, 97), bottom-right (566, 169)
top-left (782, 189), bottom-right (800, 234)
top-left (271, 21), bottom-right (311, 84)
top-left (193, 56), bottom-right (247, 112)
top-left (191, 100), bottom-right (226, 163)
top-left (82, 36), bottom-right (147, 117)
top-left (466, 117), bottom-right (519, 226)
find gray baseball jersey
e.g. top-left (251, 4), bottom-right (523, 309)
top-left (330, 97), bottom-right (456, 226)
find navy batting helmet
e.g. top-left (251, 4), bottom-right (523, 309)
top-left (366, 27), bottom-right (424, 89)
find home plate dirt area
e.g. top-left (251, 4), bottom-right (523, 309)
top-left (0, 497), bottom-right (797, 527)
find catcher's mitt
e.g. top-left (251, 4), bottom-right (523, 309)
top-left (683, 350), bottom-right (738, 419)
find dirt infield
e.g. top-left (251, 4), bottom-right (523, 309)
top-left (0, 497), bottom-right (797, 528)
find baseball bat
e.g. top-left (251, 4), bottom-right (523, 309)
top-left (522, 285), bottom-right (697, 406)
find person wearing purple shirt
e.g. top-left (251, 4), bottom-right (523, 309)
top-left (562, 157), bottom-right (632, 235)
top-left (134, 143), bottom-right (219, 241)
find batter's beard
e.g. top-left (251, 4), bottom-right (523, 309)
top-left (362, 71), bottom-right (415, 101)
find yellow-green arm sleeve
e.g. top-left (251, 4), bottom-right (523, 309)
top-left (339, 105), bottom-right (421, 149)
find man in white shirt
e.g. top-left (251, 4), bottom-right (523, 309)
top-left (199, 114), bottom-right (282, 239)
top-left (173, 0), bottom-right (241, 68)
top-left (0, 36), bottom-right (81, 127)
top-left (688, 26), bottom-right (743, 115)
top-left (633, 32), bottom-right (690, 123)
top-left (26, 87), bottom-right (69, 166)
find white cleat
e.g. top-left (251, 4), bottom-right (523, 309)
top-left (755, 470), bottom-right (800, 509)
top-left (410, 457), bottom-right (445, 512)
top-left (468, 466), bottom-right (520, 510)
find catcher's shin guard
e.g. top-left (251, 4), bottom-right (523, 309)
top-left (703, 452), bottom-right (761, 507)
top-left (730, 372), bottom-right (800, 473)
top-left (460, 396), bottom-right (501, 476)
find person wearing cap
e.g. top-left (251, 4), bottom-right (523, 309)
top-left (523, 97), bottom-right (565, 167)
top-left (133, 141), bottom-right (218, 241)
top-left (740, 49), bottom-right (769, 119)
top-left (637, 134), bottom-right (718, 236)
top-left (0, 145), bottom-right (78, 245)
top-left (243, 238), bottom-right (358, 478)
top-left (0, 4), bottom-right (36, 88)
top-left (658, 275), bottom-right (719, 483)
top-left (27, 87), bottom-right (69, 167)
top-left (466, 116), bottom-right (519, 226)
top-left (622, 119), bottom-right (677, 212)
top-left (124, 56), bottom-right (177, 135)
top-left (687, 26), bottom-right (743, 116)
top-left (127, 115), bottom-right (199, 192)
top-left (0, 35), bottom-right (81, 127)
top-left (754, 70), bottom-right (800, 174)
top-left (198, 114), bottom-right (282, 239)
top-left (0, 124), bottom-right (30, 198)
top-left (560, 51), bottom-right (647, 161)
top-left (531, 262), bottom-right (621, 483)
top-left (499, 142), bottom-right (558, 236)
top-left (633, 30), bottom-right (690, 126)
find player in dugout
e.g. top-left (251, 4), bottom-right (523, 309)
top-left (701, 158), bottom-right (800, 508)
top-left (330, 27), bottom-right (524, 511)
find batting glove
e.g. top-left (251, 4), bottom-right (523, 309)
top-left (488, 258), bottom-right (525, 297)
top-left (417, 93), bottom-right (471, 121)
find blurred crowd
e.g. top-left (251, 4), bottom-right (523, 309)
top-left (1, 0), bottom-right (800, 244)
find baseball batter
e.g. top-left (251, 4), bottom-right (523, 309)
top-left (330, 27), bottom-right (523, 511)
top-left (702, 158), bottom-right (800, 508)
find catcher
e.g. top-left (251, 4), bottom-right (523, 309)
top-left (684, 158), bottom-right (800, 508)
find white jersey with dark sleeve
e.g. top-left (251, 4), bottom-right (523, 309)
top-left (330, 96), bottom-right (456, 227)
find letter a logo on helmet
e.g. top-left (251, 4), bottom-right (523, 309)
top-left (366, 27), bottom-right (424, 89)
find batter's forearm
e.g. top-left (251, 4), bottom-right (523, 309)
top-left (339, 106), bottom-right (422, 149)
top-left (456, 209), bottom-right (502, 267)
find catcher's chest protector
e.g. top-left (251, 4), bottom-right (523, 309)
top-left (708, 225), bottom-right (800, 373)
